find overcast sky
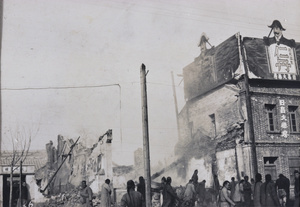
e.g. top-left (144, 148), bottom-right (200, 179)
top-left (1, 0), bottom-right (300, 165)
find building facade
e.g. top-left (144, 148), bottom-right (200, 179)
top-left (0, 150), bottom-right (47, 207)
top-left (177, 32), bottom-right (300, 192)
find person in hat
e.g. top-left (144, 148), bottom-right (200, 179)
top-left (263, 19), bottom-right (295, 48)
top-left (294, 170), bottom-right (299, 207)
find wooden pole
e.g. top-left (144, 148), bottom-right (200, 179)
top-left (19, 160), bottom-right (23, 204)
top-left (171, 71), bottom-right (180, 140)
top-left (140, 63), bottom-right (151, 207)
top-left (0, 0), bottom-right (4, 156)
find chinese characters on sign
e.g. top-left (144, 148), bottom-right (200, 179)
top-left (267, 44), bottom-right (298, 80)
top-left (279, 99), bottom-right (288, 138)
top-left (2, 166), bottom-right (28, 174)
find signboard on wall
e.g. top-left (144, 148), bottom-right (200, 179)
top-left (267, 44), bottom-right (298, 80)
top-left (243, 37), bottom-right (300, 80)
top-left (1, 165), bottom-right (35, 174)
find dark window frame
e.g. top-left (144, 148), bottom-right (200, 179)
top-left (265, 104), bottom-right (276, 132)
top-left (288, 105), bottom-right (299, 132)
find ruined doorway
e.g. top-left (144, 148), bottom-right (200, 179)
top-left (263, 157), bottom-right (278, 180)
top-left (288, 157), bottom-right (300, 187)
top-left (2, 174), bottom-right (26, 207)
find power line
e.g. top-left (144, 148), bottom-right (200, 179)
top-left (1, 83), bottom-right (120, 91)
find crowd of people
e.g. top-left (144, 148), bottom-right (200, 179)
top-left (209, 170), bottom-right (299, 207)
top-left (79, 169), bottom-right (299, 207)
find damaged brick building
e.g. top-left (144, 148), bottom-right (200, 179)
top-left (177, 32), bottom-right (300, 193)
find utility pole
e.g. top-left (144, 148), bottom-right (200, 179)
top-left (19, 160), bottom-right (23, 204)
top-left (140, 63), bottom-right (151, 207)
top-left (171, 71), bottom-right (180, 139)
top-left (241, 43), bottom-right (258, 176)
top-left (0, 0), bottom-right (4, 156)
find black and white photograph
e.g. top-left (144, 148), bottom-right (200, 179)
top-left (0, 0), bottom-right (299, 207)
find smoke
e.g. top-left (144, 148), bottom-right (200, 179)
top-left (151, 128), bottom-right (216, 183)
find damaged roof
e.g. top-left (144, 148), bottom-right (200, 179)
top-left (183, 33), bottom-right (300, 101)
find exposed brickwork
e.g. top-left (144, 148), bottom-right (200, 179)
top-left (250, 85), bottom-right (300, 143)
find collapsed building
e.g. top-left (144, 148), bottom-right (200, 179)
top-left (34, 130), bottom-right (113, 205)
top-left (176, 30), bottom-right (300, 196)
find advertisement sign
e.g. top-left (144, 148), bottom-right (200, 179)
top-left (267, 44), bottom-right (298, 80)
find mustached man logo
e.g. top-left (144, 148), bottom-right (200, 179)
top-left (263, 20), bottom-right (298, 80)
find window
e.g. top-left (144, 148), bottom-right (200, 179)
top-left (265, 104), bottom-right (276, 131)
top-left (288, 106), bottom-right (299, 132)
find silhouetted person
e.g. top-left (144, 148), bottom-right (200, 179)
top-left (275, 174), bottom-right (290, 207)
top-left (137, 176), bottom-right (146, 200)
top-left (260, 174), bottom-right (280, 207)
top-left (101, 179), bottom-right (112, 207)
top-left (192, 169), bottom-right (199, 185)
top-left (198, 179), bottom-right (206, 206)
top-left (183, 179), bottom-right (196, 206)
top-left (121, 180), bottom-right (143, 207)
top-left (253, 173), bottom-right (262, 207)
top-left (162, 177), bottom-right (179, 207)
top-left (243, 176), bottom-right (252, 207)
top-left (230, 177), bottom-right (237, 200)
top-left (294, 170), bottom-right (299, 207)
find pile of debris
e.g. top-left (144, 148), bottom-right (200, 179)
top-left (38, 188), bottom-right (101, 207)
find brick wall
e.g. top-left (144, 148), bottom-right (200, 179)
top-left (250, 86), bottom-right (300, 142)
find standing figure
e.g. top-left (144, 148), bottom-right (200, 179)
top-left (197, 180), bottom-right (206, 207)
top-left (243, 176), bottom-right (252, 207)
top-left (192, 170), bottom-right (199, 185)
top-left (232, 180), bottom-right (244, 206)
top-left (137, 176), bottom-right (146, 201)
top-left (275, 174), bottom-right (290, 207)
top-left (80, 180), bottom-right (93, 207)
top-left (229, 177), bottom-right (237, 200)
top-left (219, 181), bottom-right (236, 207)
top-left (294, 170), bottom-right (299, 207)
top-left (160, 177), bottom-right (167, 206)
top-left (260, 174), bottom-right (280, 207)
top-left (183, 179), bottom-right (196, 206)
top-left (120, 180), bottom-right (144, 207)
top-left (253, 173), bottom-right (262, 207)
top-left (101, 179), bottom-right (112, 207)
top-left (162, 177), bottom-right (179, 207)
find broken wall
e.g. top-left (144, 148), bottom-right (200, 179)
top-left (36, 132), bottom-right (113, 196)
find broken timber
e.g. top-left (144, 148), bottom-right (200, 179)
top-left (40, 136), bottom-right (80, 193)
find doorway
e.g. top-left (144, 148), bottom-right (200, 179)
top-left (2, 174), bottom-right (26, 207)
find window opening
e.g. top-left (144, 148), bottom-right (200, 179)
top-left (288, 106), bottom-right (298, 132)
top-left (265, 104), bottom-right (276, 131)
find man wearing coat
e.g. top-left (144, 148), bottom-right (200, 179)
top-left (260, 174), bottom-right (280, 207)
top-left (263, 20), bottom-right (296, 48)
top-left (101, 179), bottom-right (112, 207)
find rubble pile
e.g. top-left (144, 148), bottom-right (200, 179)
top-left (38, 188), bottom-right (101, 207)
